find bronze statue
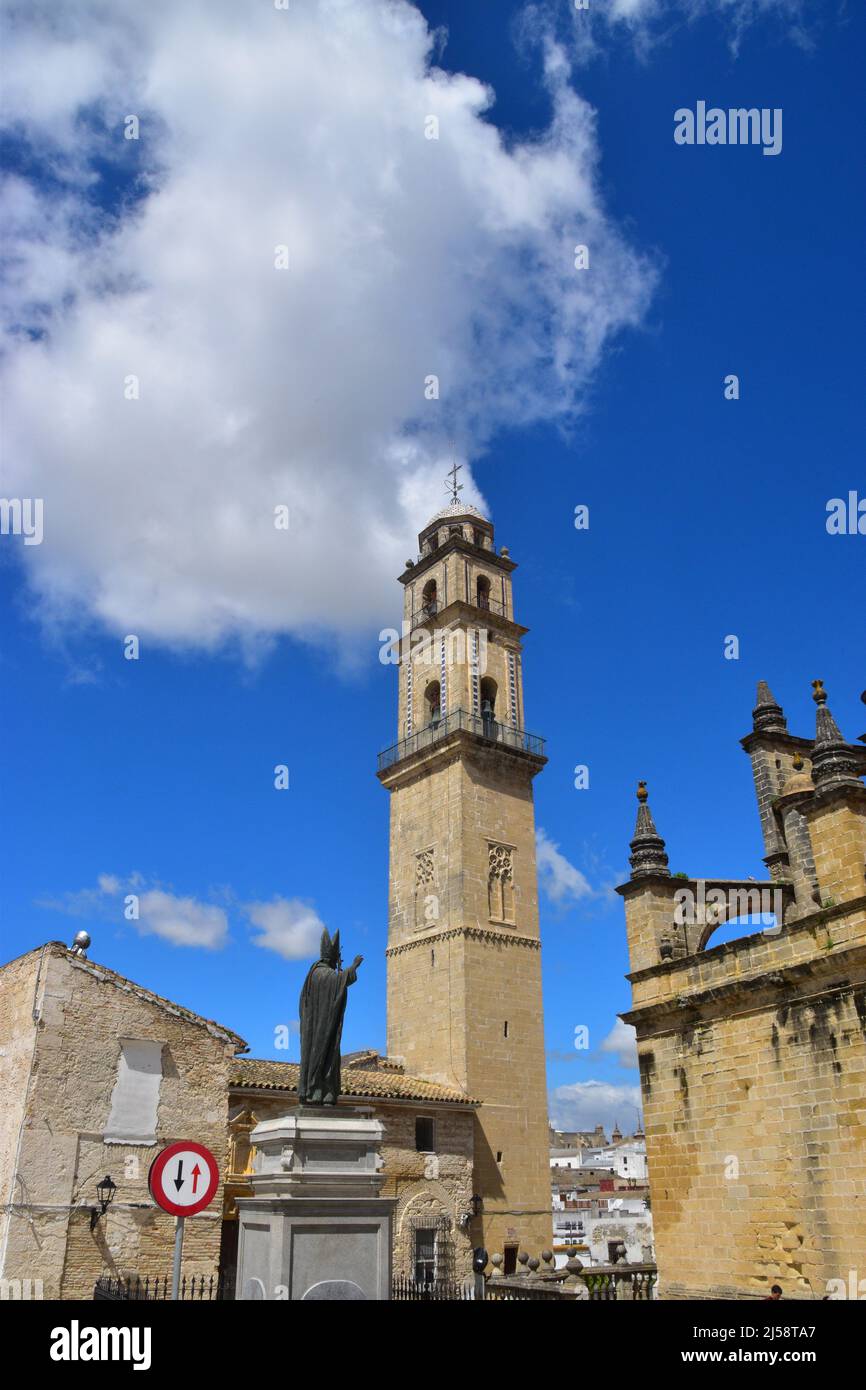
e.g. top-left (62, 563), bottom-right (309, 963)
top-left (298, 928), bottom-right (363, 1106)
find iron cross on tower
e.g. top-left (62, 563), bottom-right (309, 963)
top-left (445, 447), bottom-right (463, 506)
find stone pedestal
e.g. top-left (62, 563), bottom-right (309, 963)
top-left (235, 1108), bottom-right (394, 1301)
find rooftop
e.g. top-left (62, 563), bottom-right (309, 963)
top-left (230, 1056), bottom-right (479, 1106)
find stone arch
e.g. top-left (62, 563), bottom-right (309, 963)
top-left (394, 1182), bottom-right (461, 1281)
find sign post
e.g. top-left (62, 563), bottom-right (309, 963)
top-left (172, 1216), bottom-right (184, 1302)
top-left (148, 1141), bottom-right (220, 1300)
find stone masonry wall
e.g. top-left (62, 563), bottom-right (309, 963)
top-left (0, 949), bottom-right (41, 1218)
top-left (1, 945), bottom-right (240, 1299)
top-left (626, 901), bottom-right (866, 1299)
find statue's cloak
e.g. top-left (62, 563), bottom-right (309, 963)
top-left (298, 959), bottom-right (357, 1104)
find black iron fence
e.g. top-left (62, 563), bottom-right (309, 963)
top-left (409, 594), bottom-right (510, 627)
top-left (94, 1273), bottom-right (234, 1301)
top-left (392, 1275), bottom-right (475, 1301)
top-left (378, 707), bottom-right (545, 773)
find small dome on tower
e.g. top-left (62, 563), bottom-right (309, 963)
top-left (426, 498), bottom-right (487, 527)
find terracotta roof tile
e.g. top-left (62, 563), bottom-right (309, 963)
top-left (230, 1057), bottom-right (478, 1106)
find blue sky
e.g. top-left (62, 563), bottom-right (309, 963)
top-left (1, 0), bottom-right (863, 1132)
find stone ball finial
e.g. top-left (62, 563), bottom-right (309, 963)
top-left (812, 679), bottom-right (827, 706)
top-left (541, 1249), bottom-right (553, 1267)
top-left (637, 780), bottom-right (648, 803)
top-left (528, 1256), bottom-right (540, 1273)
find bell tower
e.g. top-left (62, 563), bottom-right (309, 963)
top-left (377, 480), bottom-right (552, 1259)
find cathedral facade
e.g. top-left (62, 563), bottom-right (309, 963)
top-left (619, 681), bottom-right (866, 1299)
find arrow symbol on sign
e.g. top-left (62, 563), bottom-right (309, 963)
top-left (191, 1164), bottom-right (201, 1194)
top-left (173, 1160), bottom-right (184, 1193)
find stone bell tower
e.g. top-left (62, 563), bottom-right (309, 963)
top-left (377, 476), bottom-right (552, 1260)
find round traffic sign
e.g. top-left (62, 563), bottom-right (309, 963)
top-left (148, 1141), bottom-right (219, 1217)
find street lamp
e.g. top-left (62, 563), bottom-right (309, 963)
top-left (460, 1194), bottom-right (483, 1228)
top-left (90, 1175), bottom-right (117, 1230)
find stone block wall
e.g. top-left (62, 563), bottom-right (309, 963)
top-left (620, 745), bottom-right (866, 1299)
top-left (0, 944), bottom-right (241, 1299)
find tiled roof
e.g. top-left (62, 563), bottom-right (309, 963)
top-left (230, 1057), bottom-right (478, 1106)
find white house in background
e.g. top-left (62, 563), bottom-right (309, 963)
top-left (549, 1146), bottom-right (586, 1171)
top-left (607, 1142), bottom-right (647, 1183)
top-left (569, 1140), bottom-right (647, 1182)
top-left (552, 1193), bottom-right (654, 1268)
top-left (585, 1194), bottom-right (654, 1266)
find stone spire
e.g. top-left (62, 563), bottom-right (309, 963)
top-left (629, 781), bottom-right (670, 879)
top-left (752, 680), bottom-right (787, 734)
top-left (810, 680), bottom-right (861, 793)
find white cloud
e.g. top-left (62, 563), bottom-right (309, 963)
top-left (536, 827), bottom-right (594, 905)
top-left (0, 0), bottom-right (654, 655)
top-left (41, 873), bottom-right (326, 957)
top-left (40, 872), bottom-right (229, 950)
top-left (245, 897), bottom-right (325, 961)
top-left (135, 889), bottom-right (228, 950)
top-left (599, 1018), bottom-right (638, 1069)
top-left (549, 1079), bottom-right (642, 1132)
top-left (576, 0), bottom-right (812, 57)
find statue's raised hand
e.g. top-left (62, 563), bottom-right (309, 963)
top-left (351, 955), bottom-right (364, 971)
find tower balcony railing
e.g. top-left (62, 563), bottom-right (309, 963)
top-left (409, 594), bottom-right (510, 629)
top-left (377, 707), bottom-right (545, 773)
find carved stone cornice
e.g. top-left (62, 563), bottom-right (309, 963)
top-left (622, 937), bottom-right (866, 1035)
top-left (386, 924), bottom-right (540, 956)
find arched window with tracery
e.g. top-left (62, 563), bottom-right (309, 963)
top-left (488, 842), bottom-right (515, 923)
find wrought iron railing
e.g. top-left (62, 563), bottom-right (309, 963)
top-left (392, 1275), bottom-right (476, 1301)
top-left (410, 593), bottom-right (509, 628)
top-left (93, 1273), bottom-right (234, 1301)
top-left (378, 708), bottom-right (545, 773)
top-left (474, 594), bottom-right (509, 619)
